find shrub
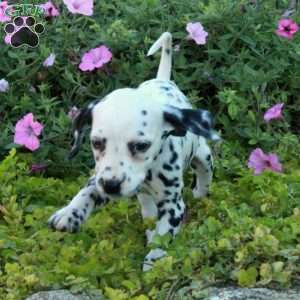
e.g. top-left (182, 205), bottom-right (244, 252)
top-left (0, 0), bottom-right (299, 176)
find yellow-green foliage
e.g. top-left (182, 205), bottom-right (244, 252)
top-left (1, 143), bottom-right (300, 299)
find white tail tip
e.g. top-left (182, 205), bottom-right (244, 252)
top-left (147, 32), bottom-right (172, 56)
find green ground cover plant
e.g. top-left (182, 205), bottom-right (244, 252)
top-left (0, 0), bottom-right (300, 299)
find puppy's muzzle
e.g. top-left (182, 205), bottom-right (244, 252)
top-left (100, 177), bottom-right (124, 195)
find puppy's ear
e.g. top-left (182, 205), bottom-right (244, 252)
top-left (68, 101), bottom-right (97, 159)
top-left (163, 105), bottom-right (220, 140)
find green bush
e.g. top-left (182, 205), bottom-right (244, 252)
top-left (1, 0), bottom-right (299, 176)
top-left (0, 141), bottom-right (300, 299)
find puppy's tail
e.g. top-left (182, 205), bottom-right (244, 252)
top-left (147, 32), bottom-right (172, 81)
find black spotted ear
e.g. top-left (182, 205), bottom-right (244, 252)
top-left (68, 101), bottom-right (98, 159)
top-left (163, 105), bottom-right (220, 140)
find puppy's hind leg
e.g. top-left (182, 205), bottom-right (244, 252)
top-left (191, 141), bottom-right (213, 198)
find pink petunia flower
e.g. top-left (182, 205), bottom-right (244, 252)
top-left (4, 34), bottom-right (11, 44)
top-left (43, 53), bottom-right (56, 67)
top-left (186, 22), bottom-right (208, 45)
top-left (63, 0), bottom-right (93, 16)
top-left (264, 103), bottom-right (284, 123)
top-left (68, 106), bottom-right (80, 119)
top-left (40, 1), bottom-right (60, 17)
top-left (14, 113), bottom-right (43, 151)
top-left (276, 19), bottom-right (299, 39)
top-left (79, 45), bottom-right (112, 72)
top-left (247, 148), bottom-right (283, 175)
top-left (0, 78), bottom-right (9, 92)
top-left (0, 1), bottom-right (11, 23)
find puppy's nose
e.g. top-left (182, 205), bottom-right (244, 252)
top-left (101, 179), bottom-right (121, 194)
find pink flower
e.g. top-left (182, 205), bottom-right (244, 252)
top-left (79, 45), bottom-right (112, 72)
top-left (186, 22), bottom-right (208, 45)
top-left (31, 163), bottom-right (47, 173)
top-left (14, 113), bottom-right (43, 151)
top-left (40, 1), bottom-right (60, 17)
top-left (276, 19), bottom-right (299, 39)
top-left (247, 148), bottom-right (282, 175)
top-left (0, 1), bottom-right (11, 23)
top-left (0, 78), bottom-right (9, 92)
top-left (68, 106), bottom-right (80, 119)
top-left (4, 34), bottom-right (11, 44)
top-left (63, 0), bottom-right (93, 16)
top-left (264, 103), bottom-right (284, 123)
top-left (43, 53), bottom-right (56, 67)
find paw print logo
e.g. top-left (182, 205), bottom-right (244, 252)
top-left (4, 16), bottom-right (44, 48)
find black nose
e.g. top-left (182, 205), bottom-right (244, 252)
top-left (101, 179), bottom-right (121, 194)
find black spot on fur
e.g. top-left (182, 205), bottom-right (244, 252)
top-left (158, 209), bottom-right (166, 220)
top-left (143, 122), bottom-right (147, 126)
top-left (83, 208), bottom-right (87, 214)
top-left (169, 216), bottom-right (181, 227)
top-left (90, 193), bottom-right (105, 206)
top-left (175, 165), bottom-right (180, 170)
top-left (169, 209), bottom-right (175, 217)
top-left (170, 151), bottom-right (178, 164)
top-left (164, 190), bottom-right (172, 196)
top-left (191, 174), bottom-right (197, 189)
top-left (169, 140), bottom-right (178, 164)
top-left (72, 210), bottom-right (79, 218)
top-left (120, 161), bottom-right (124, 166)
top-left (157, 201), bottom-right (165, 208)
top-left (158, 173), bottom-right (178, 187)
top-left (138, 131), bottom-right (145, 136)
top-left (160, 86), bottom-right (171, 91)
top-left (146, 170), bottom-right (152, 181)
top-left (189, 144), bottom-right (194, 162)
top-left (206, 154), bottom-right (211, 161)
top-left (169, 228), bottom-right (174, 236)
top-left (105, 166), bottom-right (111, 171)
top-left (163, 163), bottom-right (172, 171)
top-left (165, 48), bottom-right (171, 55)
top-left (141, 110), bottom-right (147, 115)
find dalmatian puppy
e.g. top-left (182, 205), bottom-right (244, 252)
top-left (48, 32), bottom-right (219, 271)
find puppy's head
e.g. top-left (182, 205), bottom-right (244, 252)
top-left (69, 88), bottom-right (219, 197)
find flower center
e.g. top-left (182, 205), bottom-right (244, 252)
top-left (26, 126), bottom-right (34, 136)
top-left (73, 1), bottom-right (81, 9)
top-left (284, 26), bottom-right (291, 32)
top-left (92, 53), bottom-right (101, 64)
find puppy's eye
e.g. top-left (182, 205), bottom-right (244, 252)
top-left (128, 141), bottom-right (151, 155)
top-left (91, 138), bottom-right (106, 152)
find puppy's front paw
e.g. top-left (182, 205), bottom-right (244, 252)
top-left (48, 206), bottom-right (84, 233)
top-left (142, 248), bottom-right (167, 272)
